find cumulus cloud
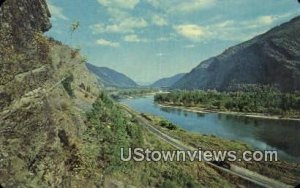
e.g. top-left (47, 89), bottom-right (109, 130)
top-left (48, 3), bottom-right (69, 20)
top-left (90, 17), bottom-right (148, 34)
top-left (173, 21), bottom-right (254, 42)
top-left (152, 15), bottom-right (168, 26)
top-left (106, 8), bottom-right (130, 19)
top-left (147, 0), bottom-right (216, 13)
top-left (97, 0), bottom-right (140, 10)
top-left (173, 12), bottom-right (297, 42)
top-left (174, 24), bottom-right (210, 40)
top-left (96, 39), bottom-right (120, 47)
top-left (170, 0), bottom-right (216, 13)
top-left (239, 12), bottom-right (298, 30)
top-left (123, 34), bottom-right (147, 42)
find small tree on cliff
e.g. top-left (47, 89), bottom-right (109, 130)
top-left (70, 21), bottom-right (80, 38)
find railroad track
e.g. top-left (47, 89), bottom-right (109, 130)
top-left (120, 104), bottom-right (293, 188)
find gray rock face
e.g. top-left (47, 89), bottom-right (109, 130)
top-left (0, 1), bottom-right (101, 187)
top-left (173, 16), bottom-right (300, 92)
top-left (0, 0), bottom-right (52, 109)
top-left (0, 0), bottom-right (51, 49)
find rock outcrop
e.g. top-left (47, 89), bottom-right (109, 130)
top-left (0, 1), bottom-right (100, 187)
top-left (0, 0), bottom-right (52, 109)
top-left (173, 16), bottom-right (300, 92)
top-left (0, 0), bottom-right (51, 49)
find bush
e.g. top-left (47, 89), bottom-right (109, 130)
top-left (62, 74), bottom-right (74, 97)
top-left (159, 120), bottom-right (177, 130)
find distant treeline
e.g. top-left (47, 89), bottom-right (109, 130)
top-left (154, 87), bottom-right (300, 117)
top-left (110, 88), bottom-right (159, 99)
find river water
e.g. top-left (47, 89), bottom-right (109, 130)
top-left (120, 95), bottom-right (300, 163)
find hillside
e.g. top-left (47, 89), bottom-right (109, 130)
top-left (151, 73), bottom-right (185, 88)
top-left (173, 16), bottom-right (300, 91)
top-left (86, 63), bottom-right (138, 88)
top-left (0, 1), bottom-right (234, 187)
top-left (0, 0), bottom-right (102, 186)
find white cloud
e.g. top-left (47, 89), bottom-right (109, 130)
top-left (174, 11), bottom-right (298, 43)
top-left (170, 0), bottom-right (216, 13)
top-left (123, 34), bottom-right (147, 42)
top-left (174, 24), bottom-right (210, 40)
top-left (48, 3), bottom-right (69, 20)
top-left (241, 12), bottom-right (297, 29)
top-left (213, 20), bottom-right (235, 28)
top-left (257, 16), bottom-right (275, 25)
top-left (147, 0), bottom-right (216, 13)
top-left (243, 16), bottom-right (276, 29)
top-left (106, 8), bottom-right (130, 19)
top-left (97, 0), bottom-right (139, 10)
top-left (203, 20), bottom-right (259, 41)
top-left (96, 39), bottom-right (120, 47)
top-left (152, 15), bottom-right (168, 26)
top-left (173, 22), bottom-right (252, 42)
top-left (90, 17), bottom-right (148, 34)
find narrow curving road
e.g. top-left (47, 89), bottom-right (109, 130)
top-left (120, 104), bottom-right (293, 188)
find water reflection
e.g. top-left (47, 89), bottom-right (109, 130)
top-left (121, 96), bottom-right (300, 162)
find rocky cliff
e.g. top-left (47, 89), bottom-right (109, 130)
top-left (0, 1), bottom-right (101, 187)
top-left (0, 0), bottom-right (51, 50)
top-left (173, 16), bottom-right (300, 91)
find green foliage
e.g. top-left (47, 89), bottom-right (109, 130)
top-left (111, 88), bottom-right (159, 99)
top-left (159, 120), bottom-right (177, 130)
top-left (83, 92), bottom-right (207, 187)
top-left (62, 74), bottom-right (74, 97)
top-left (85, 92), bottom-right (144, 173)
top-left (155, 87), bottom-right (300, 117)
top-left (70, 21), bottom-right (80, 37)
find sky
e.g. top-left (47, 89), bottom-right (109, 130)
top-left (46, 0), bottom-right (300, 85)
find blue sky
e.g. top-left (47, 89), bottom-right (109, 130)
top-left (46, 0), bottom-right (300, 84)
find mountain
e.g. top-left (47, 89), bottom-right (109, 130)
top-left (173, 16), bottom-right (300, 91)
top-left (86, 63), bottom-right (138, 88)
top-left (151, 73), bottom-right (185, 88)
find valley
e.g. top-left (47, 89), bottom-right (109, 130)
top-left (1, 0), bottom-right (300, 187)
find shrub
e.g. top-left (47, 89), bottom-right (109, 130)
top-left (62, 74), bottom-right (74, 97)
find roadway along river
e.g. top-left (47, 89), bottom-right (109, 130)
top-left (120, 95), bottom-right (300, 163)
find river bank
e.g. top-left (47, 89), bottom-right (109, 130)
top-left (139, 113), bottom-right (300, 186)
top-left (158, 103), bottom-right (300, 122)
top-left (121, 96), bottom-right (300, 163)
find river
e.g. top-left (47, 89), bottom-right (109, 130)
top-left (120, 95), bottom-right (300, 163)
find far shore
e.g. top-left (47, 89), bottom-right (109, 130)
top-left (158, 103), bottom-right (300, 122)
